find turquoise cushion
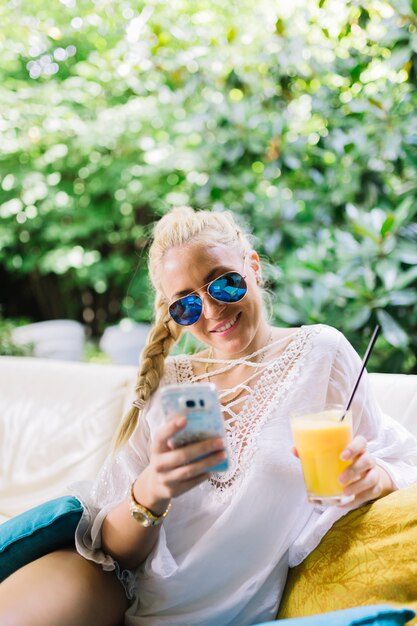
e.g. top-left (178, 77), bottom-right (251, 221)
top-left (255, 604), bottom-right (415, 625)
top-left (0, 496), bottom-right (83, 581)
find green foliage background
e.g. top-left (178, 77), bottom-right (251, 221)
top-left (1, 0), bottom-right (417, 371)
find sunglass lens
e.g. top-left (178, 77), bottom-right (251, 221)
top-left (208, 272), bottom-right (247, 303)
top-left (169, 295), bottom-right (202, 326)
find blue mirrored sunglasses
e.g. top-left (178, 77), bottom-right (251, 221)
top-left (168, 271), bottom-right (248, 326)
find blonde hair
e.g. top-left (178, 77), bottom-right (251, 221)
top-left (114, 206), bottom-right (253, 448)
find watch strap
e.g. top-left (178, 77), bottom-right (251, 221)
top-left (129, 481), bottom-right (171, 527)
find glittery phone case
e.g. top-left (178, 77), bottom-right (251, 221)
top-left (160, 383), bottom-right (229, 472)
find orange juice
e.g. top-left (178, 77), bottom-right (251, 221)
top-left (291, 408), bottom-right (353, 505)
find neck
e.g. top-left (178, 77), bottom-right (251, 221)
top-left (210, 325), bottom-right (273, 363)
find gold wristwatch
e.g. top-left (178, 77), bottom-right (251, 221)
top-left (129, 481), bottom-right (171, 527)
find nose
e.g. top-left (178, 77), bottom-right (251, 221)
top-left (200, 293), bottom-right (227, 319)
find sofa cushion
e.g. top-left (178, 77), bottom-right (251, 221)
top-left (0, 356), bottom-right (136, 521)
top-left (369, 373), bottom-right (417, 439)
top-left (278, 483), bottom-right (417, 623)
top-left (0, 496), bottom-right (83, 581)
top-left (256, 604), bottom-right (415, 624)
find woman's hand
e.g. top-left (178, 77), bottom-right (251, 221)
top-left (337, 435), bottom-right (395, 507)
top-left (291, 436), bottom-right (395, 508)
top-left (134, 415), bottom-right (226, 514)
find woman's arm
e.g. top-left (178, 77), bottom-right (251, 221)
top-left (101, 415), bottom-right (227, 570)
top-left (327, 330), bottom-right (417, 506)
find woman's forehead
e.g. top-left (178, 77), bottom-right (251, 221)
top-left (161, 243), bottom-right (243, 298)
top-left (164, 242), bottom-right (242, 268)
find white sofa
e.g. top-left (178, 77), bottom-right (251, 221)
top-left (1, 356), bottom-right (417, 524)
top-left (0, 356), bottom-right (137, 523)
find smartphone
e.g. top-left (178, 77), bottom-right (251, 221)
top-left (159, 382), bottom-right (229, 472)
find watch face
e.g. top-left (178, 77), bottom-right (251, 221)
top-left (131, 509), bottom-right (153, 527)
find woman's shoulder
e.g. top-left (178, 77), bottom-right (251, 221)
top-left (304, 323), bottom-right (345, 352)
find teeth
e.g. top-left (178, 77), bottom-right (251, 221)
top-left (214, 314), bottom-right (238, 332)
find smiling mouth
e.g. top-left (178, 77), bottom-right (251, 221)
top-left (211, 313), bottom-right (240, 333)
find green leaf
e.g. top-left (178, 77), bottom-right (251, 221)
top-left (345, 307), bottom-right (371, 331)
top-left (393, 196), bottom-right (416, 228)
top-left (380, 214), bottom-right (395, 237)
top-left (351, 223), bottom-right (379, 245)
top-left (376, 310), bottom-right (409, 349)
top-left (274, 304), bottom-right (302, 325)
top-left (387, 290), bottom-right (417, 306)
top-left (375, 260), bottom-right (398, 290)
top-left (389, 289), bottom-right (417, 306)
top-left (396, 246), bottom-right (417, 265)
top-left (394, 266), bottom-right (417, 290)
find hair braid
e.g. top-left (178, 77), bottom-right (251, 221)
top-left (114, 297), bottom-right (182, 449)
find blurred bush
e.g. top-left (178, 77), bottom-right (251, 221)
top-left (0, 318), bottom-right (34, 356)
top-left (0, 0), bottom-right (416, 371)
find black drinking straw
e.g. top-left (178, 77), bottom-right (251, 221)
top-left (341, 324), bottom-right (381, 420)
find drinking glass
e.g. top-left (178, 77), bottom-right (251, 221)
top-left (291, 404), bottom-right (354, 506)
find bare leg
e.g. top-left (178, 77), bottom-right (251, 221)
top-left (0, 548), bottom-right (128, 626)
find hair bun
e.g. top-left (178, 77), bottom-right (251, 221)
top-left (169, 205), bottom-right (195, 217)
top-left (153, 206), bottom-right (195, 236)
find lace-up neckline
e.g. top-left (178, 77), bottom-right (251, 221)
top-left (171, 325), bottom-right (319, 501)
top-left (197, 330), bottom-right (274, 407)
top-left (190, 329), bottom-right (301, 413)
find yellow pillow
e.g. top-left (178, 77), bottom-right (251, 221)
top-left (278, 483), bottom-right (417, 624)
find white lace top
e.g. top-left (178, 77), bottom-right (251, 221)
top-left (71, 325), bottom-right (417, 626)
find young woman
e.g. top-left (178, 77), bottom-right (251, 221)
top-left (2, 206), bottom-right (417, 626)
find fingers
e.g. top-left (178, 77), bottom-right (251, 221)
top-left (153, 416), bottom-right (187, 453)
top-left (176, 473), bottom-right (211, 493)
top-left (167, 450), bottom-right (227, 483)
top-left (337, 435), bottom-right (384, 506)
top-left (340, 435), bottom-right (367, 461)
top-left (338, 467), bottom-right (383, 507)
top-left (154, 437), bottom-right (226, 472)
top-left (342, 466), bottom-right (380, 497)
top-left (148, 421), bottom-right (227, 500)
top-left (338, 450), bottom-right (376, 486)
top-left (147, 444), bottom-right (226, 500)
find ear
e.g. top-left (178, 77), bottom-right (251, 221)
top-left (248, 250), bottom-right (262, 281)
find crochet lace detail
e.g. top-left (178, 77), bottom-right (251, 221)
top-left (171, 325), bottom-right (321, 502)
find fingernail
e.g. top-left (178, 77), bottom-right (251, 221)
top-left (176, 416), bottom-right (186, 427)
top-left (340, 450), bottom-right (351, 461)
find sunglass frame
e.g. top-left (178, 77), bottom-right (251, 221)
top-left (168, 271), bottom-right (248, 326)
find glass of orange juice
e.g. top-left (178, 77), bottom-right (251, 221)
top-left (291, 404), bottom-right (354, 506)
